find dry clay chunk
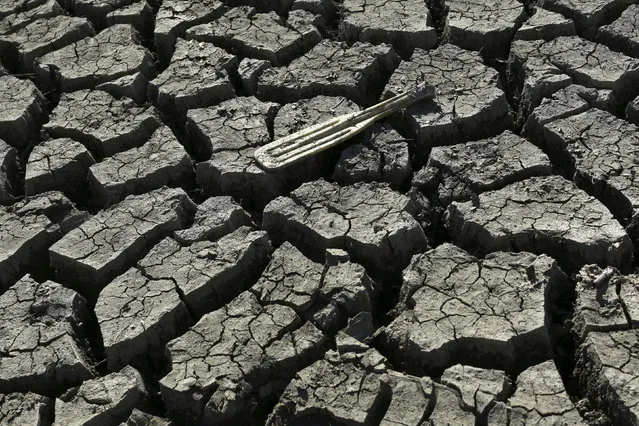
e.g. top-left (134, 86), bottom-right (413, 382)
top-left (25, 138), bottom-right (95, 198)
top-left (72, 0), bottom-right (145, 26)
top-left (148, 39), bottom-right (237, 113)
top-left (173, 195), bottom-right (252, 244)
top-left (186, 7), bottom-right (322, 66)
top-left (96, 70), bottom-right (149, 105)
top-left (263, 179), bottom-right (427, 275)
top-left (54, 366), bottom-right (147, 426)
top-left (446, 175), bottom-right (633, 271)
top-left (447, 0), bottom-right (526, 57)
top-left (0, 75), bottom-right (46, 149)
top-left (106, 0), bottom-right (155, 34)
top-left (628, 94), bottom-right (639, 124)
top-left (257, 40), bottom-right (400, 105)
top-left (160, 242), bottom-right (376, 423)
top-left (88, 126), bottom-right (193, 208)
top-left (488, 361), bottom-right (585, 425)
top-left (509, 36), bottom-right (639, 124)
top-left (598, 4), bottom-right (639, 56)
top-left (154, 0), bottom-right (227, 63)
top-left (0, 0), bottom-right (47, 19)
top-left (417, 130), bottom-right (552, 206)
top-left (0, 276), bottom-right (94, 394)
top-left (0, 15), bottom-right (93, 72)
top-left (0, 0), bottom-right (63, 36)
top-left (49, 187), bottom-right (196, 298)
top-left (0, 392), bottom-right (53, 425)
top-left (380, 243), bottom-right (564, 374)
top-left (441, 365), bottom-right (511, 416)
top-left (0, 208), bottom-right (53, 289)
top-left (96, 227), bottom-right (270, 370)
top-left (35, 24), bottom-right (154, 93)
top-left (332, 123), bottom-right (411, 187)
top-left (531, 108), bottom-right (639, 240)
top-left (543, 0), bottom-right (635, 36)
top-left (0, 138), bottom-right (17, 204)
top-left (383, 44), bottom-right (510, 158)
top-left (44, 90), bottom-right (162, 159)
top-left (515, 8), bottom-right (576, 41)
top-left (193, 96), bottom-right (352, 208)
top-left (339, 0), bottom-right (437, 54)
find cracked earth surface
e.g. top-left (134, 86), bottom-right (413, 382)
top-left (4, 0), bottom-right (639, 424)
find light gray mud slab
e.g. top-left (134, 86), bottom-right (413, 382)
top-left (339, 0), bottom-right (437, 56)
top-left (148, 39), bottom-right (237, 113)
top-left (0, 0), bottom-right (48, 19)
top-left (332, 123), bottom-right (411, 187)
top-left (379, 243), bottom-right (565, 374)
top-left (291, 0), bottom-right (335, 20)
top-left (515, 8), bottom-right (577, 41)
top-left (509, 36), bottom-right (639, 125)
top-left (447, 0), bottom-right (527, 58)
top-left (88, 126), bottom-right (193, 208)
top-left (0, 15), bottom-right (94, 72)
top-left (0, 138), bottom-right (17, 204)
top-left (193, 96), bottom-right (351, 208)
top-left (0, 275), bottom-right (94, 394)
top-left (186, 7), bottom-right (322, 66)
top-left (44, 90), bottom-right (162, 159)
top-left (34, 24), bottom-right (154, 93)
top-left (123, 409), bottom-right (174, 426)
top-left (173, 195), bottom-right (252, 244)
top-left (383, 44), bottom-right (511, 162)
top-left (257, 40), bottom-right (400, 105)
top-left (49, 187), bottom-right (196, 299)
top-left (96, 227), bottom-right (271, 370)
top-left (412, 130), bottom-right (552, 207)
top-left (527, 106), bottom-right (639, 242)
top-left (0, 75), bottom-right (46, 149)
top-left (0, 0), bottom-right (62, 35)
top-left (0, 392), bottom-right (53, 424)
top-left (263, 179), bottom-right (427, 275)
top-left (25, 138), bottom-right (95, 199)
top-left (96, 71), bottom-right (149, 105)
top-left (441, 364), bottom-right (511, 417)
top-left (159, 241), bottom-right (378, 424)
top-left (543, 0), bottom-right (635, 37)
top-left (54, 366), bottom-right (147, 425)
top-left (572, 266), bottom-right (639, 425)
top-left (237, 58), bottom-right (270, 94)
top-left (627, 95), bottom-right (639, 124)
top-left (106, 0), bottom-right (154, 34)
top-left (445, 175), bottom-right (633, 271)
top-left (154, 0), bottom-right (227, 64)
top-left (598, 4), bottom-right (639, 56)
top-left (12, 190), bottom-right (90, 235)
top-left (487, 360), bottom-right (585, 425)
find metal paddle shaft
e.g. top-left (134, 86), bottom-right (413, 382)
top-left (254, 83), bottom-right (436, 170)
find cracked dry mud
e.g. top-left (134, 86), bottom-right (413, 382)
top-left (5, 1), bottom-right (639, 425)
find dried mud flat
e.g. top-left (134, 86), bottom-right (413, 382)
top-left (4, 0), bottom-right (639, 425)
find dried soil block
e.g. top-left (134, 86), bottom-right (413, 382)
top-left (598, 4), bottom-right (639, 56)
top-left (263, 179), bottom-right (427, 275)
top-left (383, 44), bottom-right (510, 160)
top-left (0, 392), bottom-right (53, 425)
top-left (0, 15), bottom-right (93, 72)
top-left (0, 75), bottom-right (46, 149)
top-left (186, 7), bottom-right (322, 65)
top-left (257, 40), bottom-right (400, 105)
top-left (35, 24), bottom-right (154, 93)
top-left (0, 138), bottom-right (17, 204)
top-left (339, 0), bottom-right (437, 55)
top-left (96, 227), bottom-right (270, 370)
top-left (44, 90), bottom-right (162, 159)
top-left (88, 126), bottom-right (193, 208)
top-left (0, 0), bottom-right (63, 36)
top-left (106, 1), bottom-right (155, 34)
top-left (543, 0), bottom-right (635, 37)
top-left (54, 366), bottom-right (147, 425)
top-left (0, 0), bottom-right (48, 19)
top-left (515, 8), bottom-right (576, 41)
top-left (49, 187), bottom-right (196, 299)
top-left (380, 243), bottom-right (565, 374)
top-left (445, 175), bottom-right (633, 271)
top-left (154, 0), bottom-right (227, 64)
top-left (25, 138), bottom-right (95, 199)
top-left (148, 39), bottom-right (237, 113)
top-left (0, 276), bottom-right (94, 394)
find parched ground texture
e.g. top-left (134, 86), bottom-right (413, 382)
top-left (4, 0), bottom-right (639, 425)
